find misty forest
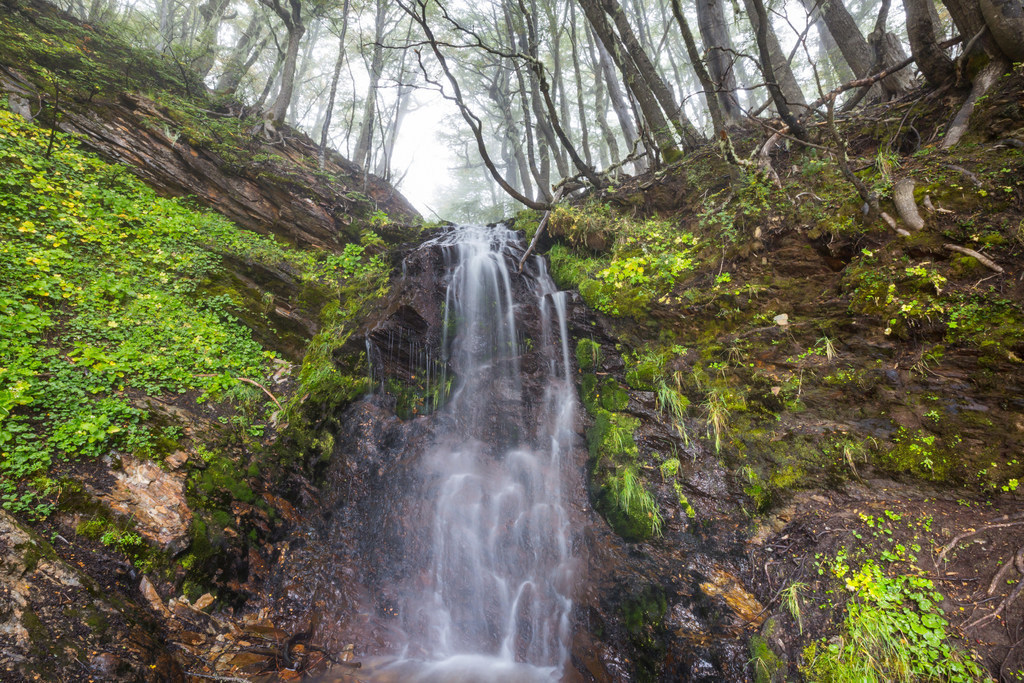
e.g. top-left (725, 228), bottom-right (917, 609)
top-left (2, 0), bottom-right (1024, 680)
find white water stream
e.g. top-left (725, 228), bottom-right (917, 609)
top-left (372, 225), bottom-right (578, 681)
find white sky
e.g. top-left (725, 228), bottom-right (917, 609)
top-left (389, 89), bottom-right (458, 218)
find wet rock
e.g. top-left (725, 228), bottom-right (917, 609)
top-left (194, 593), bottom-right (216, 611)
top-left (699, 568), bottom-right (765, 628)
top-left (0, 511), bottom-right (33, 657)
top-left (140, 576), bottom-right (172, 618)
top-left (666, 603), bottom-right (704, 633)
top-left (89, 652), bottom-right (122, 676)
top-left (165, 450), bottom-right (189, 470)
top-left (94, 456), bottom-right (192, 554)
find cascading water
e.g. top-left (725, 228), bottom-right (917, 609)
top-left (362, 224), bottom-right (580, 681)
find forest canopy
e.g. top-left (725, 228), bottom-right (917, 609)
top-left (42, 0), bottom-right (1024, 218)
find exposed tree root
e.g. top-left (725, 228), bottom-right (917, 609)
top-left (942, 58), bottom-right (1009, 149)
top-left (944, 163), bottom-right (984, 188)
top-left (968, 547), bottom-right (1024, 629)
top-left (944, 244), bottom-right (1005, 273)
top-left (893, 178), bottom-right (925, 231)
top-left (936, 516), bottom-right (1024, 567)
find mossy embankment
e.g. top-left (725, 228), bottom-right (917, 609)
top-left (531, 65), bottom-right (1024, 680)
top-left (0, 1), bottom-right (423, 678)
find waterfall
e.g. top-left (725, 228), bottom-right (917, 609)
top-left (369, 225), bottom-right (578, 681)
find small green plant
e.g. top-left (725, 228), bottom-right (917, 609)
top-left (608, 466), bottom-right (662, 537)
top-left (801, 559), bottom-right (986, 682)
top-left (703, 389), bottom-right (731, 453)
top-left (781, 581), bottom-right (805, 634)
top-left (369, 209), bottom-right (389, 228)
top-left (656, 378), bottom-right (690, 443)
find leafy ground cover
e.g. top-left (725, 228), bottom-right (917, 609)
top-left (0, 107), bottom-right (386, 519)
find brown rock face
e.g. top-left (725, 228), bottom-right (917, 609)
top-left (96, 457), bottom-right (193, 555)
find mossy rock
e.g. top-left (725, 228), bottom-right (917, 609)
top-left (621, 585), bottom-right (669, 681)
top-left (587, 410), bottom-right (639, 461)
top-left (576, 338), bottom-right (602, 371)
top-left (598, 377), bottom-right (629, 412)
top-left (625, 361), bottom-right (660, 391)
top-left (595, 485), bottom-right (658, 541)
top-left (749, 634), bottom-right (785, 683)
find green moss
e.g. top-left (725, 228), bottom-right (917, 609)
top-left (599, 377), bottom-right (630, 412)
top-left (672, 481), bottom-right (697, 519)
top-left (621, 585), bottom-right (669, 682)
top-left (547, 244), bottom-right (607, 291)
top-left (192, 455), bottom-right (255, 505)
top-left (576, 338), bottom-right (602, 372)
top-left (880, 428), bottom-right (958, 483)
top-left (84, 606), bottom-right (109, 635)
top-left (587, 410), bottom-right (639, 461)
top-left (21, 609), bottom-right (49, 648)
top-left (749, 635), bottom-right (784, 683)
top-left (75, 517), bottom-right (109, 540)
top-left (624, 348), bottom-right (669, 391)
top-left (512, 209), bottom-right (542, 241)
top-left (580, 373), bottom-right (600, 413)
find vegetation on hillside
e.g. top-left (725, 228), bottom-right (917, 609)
top-left (0, 105), bottom-right (389, 586)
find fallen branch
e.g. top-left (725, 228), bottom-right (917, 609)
top-left (937, 517), bottom-right (1024, 566)
top-left (185, 672), bottom-right (251, 683)
top-left (944, 244), bottom-right (1004, 273)
top-left (196, 374), bottom-right (283, 409)
top-left (518, 186), bottom-right (566, 273)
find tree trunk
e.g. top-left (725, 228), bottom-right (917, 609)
top-left (216, 11), bottom-right (266, 94)
top-left (192, 0), bottom-right (232, 79)
top-left (941, 0), bottom-right (990, 56)
top-left (814, 0), bottom-right (874, 76)
top-left (903, 0), bottom-right (956, 85)
top-left (157, 0), bottom-right (175, 52)
top-left (579, 0), bottom-right (678, 159)
top-left (979, 0), bottom-right (1024, 62)
top-left (800, 0), bottom-right (855, 85)
top-left (353, 0), bottom-right (387, 170)
top-left (568, 2), bottom-right (594, 168)
top-left (603, 0), bottom-right (702, 150)
top-left (748, 0), bottom-right (805, 137)
top-left (695, 0), bottom-right (742, 122)
top-left (287, 18), bottom-right (321, 126)
top-left (259, 0), bottom-right (305, 125)
top-left (503, 3), bottom-right (549, 196)
top-left (270, 22), bottom-right (304, 124)
top-left (589, 21), bottom-right (636, 156)
top-left (741, 0), bottom-right (806, 110)
top-left (867, 0), bottom-right (914, 98)
top-left (255, 47), bottom-right (284, 110)
top-left (520, 0), bottom-right (569, 178)
top-left (939, 0), bottom-right (1020, 148)
top-left (319, 1), bottom-right (350, 169)
top-left (670, 0), bottom-right (725, 135)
